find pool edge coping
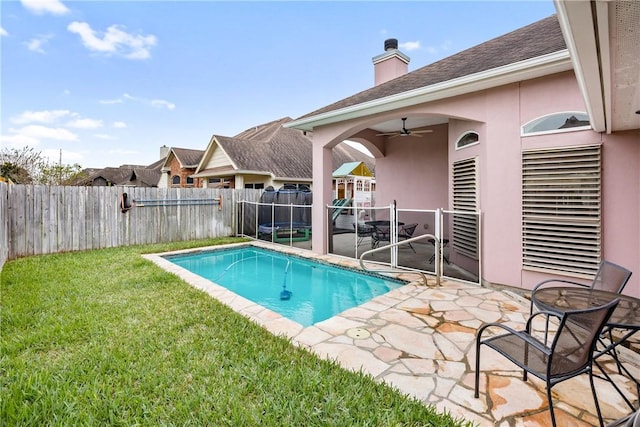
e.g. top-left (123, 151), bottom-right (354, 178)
top-left (142, 241), bottom-right (429, 342)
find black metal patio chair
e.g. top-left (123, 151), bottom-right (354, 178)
top-left (606, 409), bottom-right (640, 427)
top-left (530, 260), bottom-right (632, 369)
top-left (530, 260), bottom-right (632, 315)
top-left (475, 298), bottom-right (620, 427)
top-left (353, 222), bottom-right (374, 246)
top-left (397, 223), bottom-right (418, 252)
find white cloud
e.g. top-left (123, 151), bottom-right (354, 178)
top-left (25, 34), bottom-right (53, 54)
top-left (11, 109), bottom-right (71, 125)
top-left (66, 118), bottom-right (103, 129)
top-left (151, 99), bottom-right (175, 110)
top-left (13, 125), bottom-right (78, 141)
top-left (93, 133), bottom-right (116, 140)
top-left (399, 41), bottom-right (420, 51)
top-left (0, 133), bottom-right (40, 148)
top-left (103, 93), bottom-right (175, 110)
top-left (99, 98), bottom-right (123, 105)
top-left (113, 121), bottom-right (127, 128)
top-left (21, 0), bottom-right (70, 15)
top-left (67, 21), bottom-right (157, 60)
top-left (1, 27), bottom-right (8, 37)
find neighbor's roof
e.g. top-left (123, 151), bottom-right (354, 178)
top-left (171, 147), bottom-right (204, 168)
top-left (195, 117), bottom-right (374, 179)
top-left (295, 15), bottom-right (566, 122)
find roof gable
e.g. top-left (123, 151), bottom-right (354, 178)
top-left (195, 118), bottom-right (375, 180)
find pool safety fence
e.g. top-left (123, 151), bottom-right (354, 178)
top-left (330, 203), bottom-right (482, 286)
top-left (237, 199), bottom-right (312, 245)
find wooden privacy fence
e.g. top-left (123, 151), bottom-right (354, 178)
top-left (1, 185), bottom-right (263, 263)
top-left (0, 182), bottom-right (8, 269)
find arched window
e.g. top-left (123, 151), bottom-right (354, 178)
top-left (456, 131), bottom-right (479, 150)
top-left (172, 175), bottom-right (181, 185)
top-left (522, 112), bottom-right (590, 136)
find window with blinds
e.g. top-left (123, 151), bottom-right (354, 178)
top-left (452, 157), bottom-right (479, 259)
top-left (522, 145), bottom-right (601, 277)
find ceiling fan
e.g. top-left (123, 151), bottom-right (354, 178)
top-left (376, 117), bottom-right (433, 138)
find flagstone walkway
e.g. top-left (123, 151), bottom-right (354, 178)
top-left (146, 242), bottom-right (639, 426)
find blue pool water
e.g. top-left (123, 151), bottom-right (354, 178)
top-left (164, 246), bottom-right (404, 327)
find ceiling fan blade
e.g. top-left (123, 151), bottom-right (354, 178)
top-left (412, 130), bottom-right (433, 134)
top-left (376, 132), bottom-right (398, 136)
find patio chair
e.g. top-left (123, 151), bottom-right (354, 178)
top-left (398, 223), bottom-right (418, 252)
top-left (353, 222), bottom-right (374, 246)
top-left (529, 260), bottom-right (632, 366)
top-left (531, 260), bottom-right (632, 312)
top-left (475, 298), bottom-right (619, 427)
top-left (371, 224), bottom-right (391, 249)
top-left (606, 409), bottom-right (640, 427)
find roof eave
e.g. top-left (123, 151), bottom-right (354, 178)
top-left (554, 0), bottom-right (607, 133)
top-left (285, 50), bottom-right (573, 132)
top-left (273, 177), bottom-right (310, 183)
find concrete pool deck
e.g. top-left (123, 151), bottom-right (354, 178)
top-left (144, 241), bottom-right (639, 426)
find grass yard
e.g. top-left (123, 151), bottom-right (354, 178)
top-left (1, 238), bottom-right (472, 426)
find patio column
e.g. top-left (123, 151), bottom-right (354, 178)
top-left (311, 141), bottom-right (333, 254)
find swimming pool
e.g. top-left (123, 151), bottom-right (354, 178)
top-left (163, 246), bottom-right (405, 327)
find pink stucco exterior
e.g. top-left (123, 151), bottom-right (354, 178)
top-left (310, 70), bottom-right (640, 296)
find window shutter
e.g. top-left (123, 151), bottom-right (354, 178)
top-left (452, 157), bottom-right (479, 259)
top-left (522, 145), bottom-right (601, 276)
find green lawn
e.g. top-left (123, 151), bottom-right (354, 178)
top-left (1, 238), bottom-right (472, 426)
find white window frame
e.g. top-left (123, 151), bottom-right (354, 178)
top-left (455, 131), bottom-right (479, 150)
top-left (521, 112), bottom-right (591, 137)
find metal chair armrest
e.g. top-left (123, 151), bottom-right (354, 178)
top-left (477, 321), bottom-right (552, 355)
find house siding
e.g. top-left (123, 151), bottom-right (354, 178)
top-left (309, 70), bottom-right (640, 296)
top-left (204, 144), bottom-right (232, 170)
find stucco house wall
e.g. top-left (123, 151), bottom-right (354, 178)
top-left (308, 70), bottom-right (639, 294)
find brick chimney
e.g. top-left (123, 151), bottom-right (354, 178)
top-left (372, 38), bottom-right (410, 86)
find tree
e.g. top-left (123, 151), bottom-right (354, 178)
top-left (0, 146), bottom-right (85, 185)
top-left (0, 147), bottom-right (45, 184)
top-left (0, 162), bottom-right (32, 184)
top-left (39, 163), bottom-right (87, 185)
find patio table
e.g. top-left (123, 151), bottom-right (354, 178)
top-left (365, 221), bottom-right (404, 248)
top-left (532, 287), bottom-right (640, 409)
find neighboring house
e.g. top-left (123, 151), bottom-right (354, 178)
top-left (192, 117), bottom-right (374, 190)
top-left (79, 161), bottom-right (163, 187)
top-left (158, 147), bottom-right (205, 188)
top-left (286, 4), bottom-right (640, 295)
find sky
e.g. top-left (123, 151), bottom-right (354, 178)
top-left (1, 0), bottom-right (557, 169)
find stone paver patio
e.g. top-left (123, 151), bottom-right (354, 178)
top-left (145, 241), bottom-right (639, 426)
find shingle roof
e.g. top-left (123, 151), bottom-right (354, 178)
top-left (299, 15), bottom-right (565, 119)
top-left (172, 148), bottom-right (204, 167)
top-left (204, 117), bottom-right (374, 179)
top-left (79, 163), bottom-right (162, 187)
